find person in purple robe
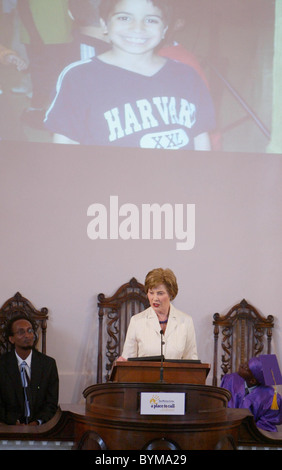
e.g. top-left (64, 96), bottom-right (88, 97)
top-left (221, 356), bottom-right (282, 432)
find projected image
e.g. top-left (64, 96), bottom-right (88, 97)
top-left (0, 0), bottom-right (278, 153)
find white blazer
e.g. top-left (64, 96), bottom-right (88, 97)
top-left (121, 304), bottom-right (198, 360)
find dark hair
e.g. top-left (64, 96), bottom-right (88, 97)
top-left (5, 313), bottom-right (37, 345)
top-left (100, 0), bottom-right (174, 26)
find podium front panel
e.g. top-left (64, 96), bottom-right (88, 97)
top-left (110, 361), bottom-right (210, 384)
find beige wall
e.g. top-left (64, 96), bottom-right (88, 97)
top-left (0, 142), bottom-right (281, 403)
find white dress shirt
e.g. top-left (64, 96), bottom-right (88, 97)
top-left (15, 350), bottom-right (32, 379)
top-left (121, 304), bottom-right (198, 360)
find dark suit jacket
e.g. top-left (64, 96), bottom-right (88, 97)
top-left (0, 349), bottom-right (59, 425)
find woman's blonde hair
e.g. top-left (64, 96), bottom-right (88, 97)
top-left (144, 268), bottom-right (178, 300)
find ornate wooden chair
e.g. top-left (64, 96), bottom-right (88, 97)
top-left (97, 277), bottom-right (149, 383)
top-left (0, 292), bottom-right (48, 355)
top-left (212, 298), bottom-right (274, 386)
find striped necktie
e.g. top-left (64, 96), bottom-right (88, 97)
top-left (20, 361), bottom-right (31, 423)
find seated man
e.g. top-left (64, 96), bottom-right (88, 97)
top-left (221, 356), bottom-right (282, 432)
top-left (0, 314), bottom-right (59, 425)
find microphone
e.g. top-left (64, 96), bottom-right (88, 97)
top-left (159, 330), bottom-right (165, 383)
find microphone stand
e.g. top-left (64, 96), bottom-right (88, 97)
top-left (159, 330), bottom-right (165, 383)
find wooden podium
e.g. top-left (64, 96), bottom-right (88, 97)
top-left (79, 381), bottom-right (250, 450)
top-left (109, 360), bottom-right (210, 384)
top-left (3, 359), bottom-right (282, 450)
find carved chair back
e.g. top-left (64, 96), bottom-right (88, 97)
top-left (0, 292), bottom-right (48, 354)
top-left (212, 299), bottom-right (274, 386)
top-left (97, 278), bottom-right (149, 383)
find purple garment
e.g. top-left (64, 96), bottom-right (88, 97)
top-left (248, 357), bottom-right (265, 385)
top-left (221, 373), bottom-right (282, 432)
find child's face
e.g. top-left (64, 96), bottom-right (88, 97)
top-left (104, 0), bottom-right (168, 55)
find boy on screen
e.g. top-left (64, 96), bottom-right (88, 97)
top-left (44, 0), bottom-right (215, 150)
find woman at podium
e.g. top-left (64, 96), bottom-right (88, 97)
top-left (118, 268), bottom-right (198, 361)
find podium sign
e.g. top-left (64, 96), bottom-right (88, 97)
top-left (140, 392), bottom-right (185, 415)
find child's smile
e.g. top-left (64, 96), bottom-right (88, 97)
top-left (123, 36), bottom-right (149, 45)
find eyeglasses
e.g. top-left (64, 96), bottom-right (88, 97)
top-left (13, 328), bottom-right (34, 337)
